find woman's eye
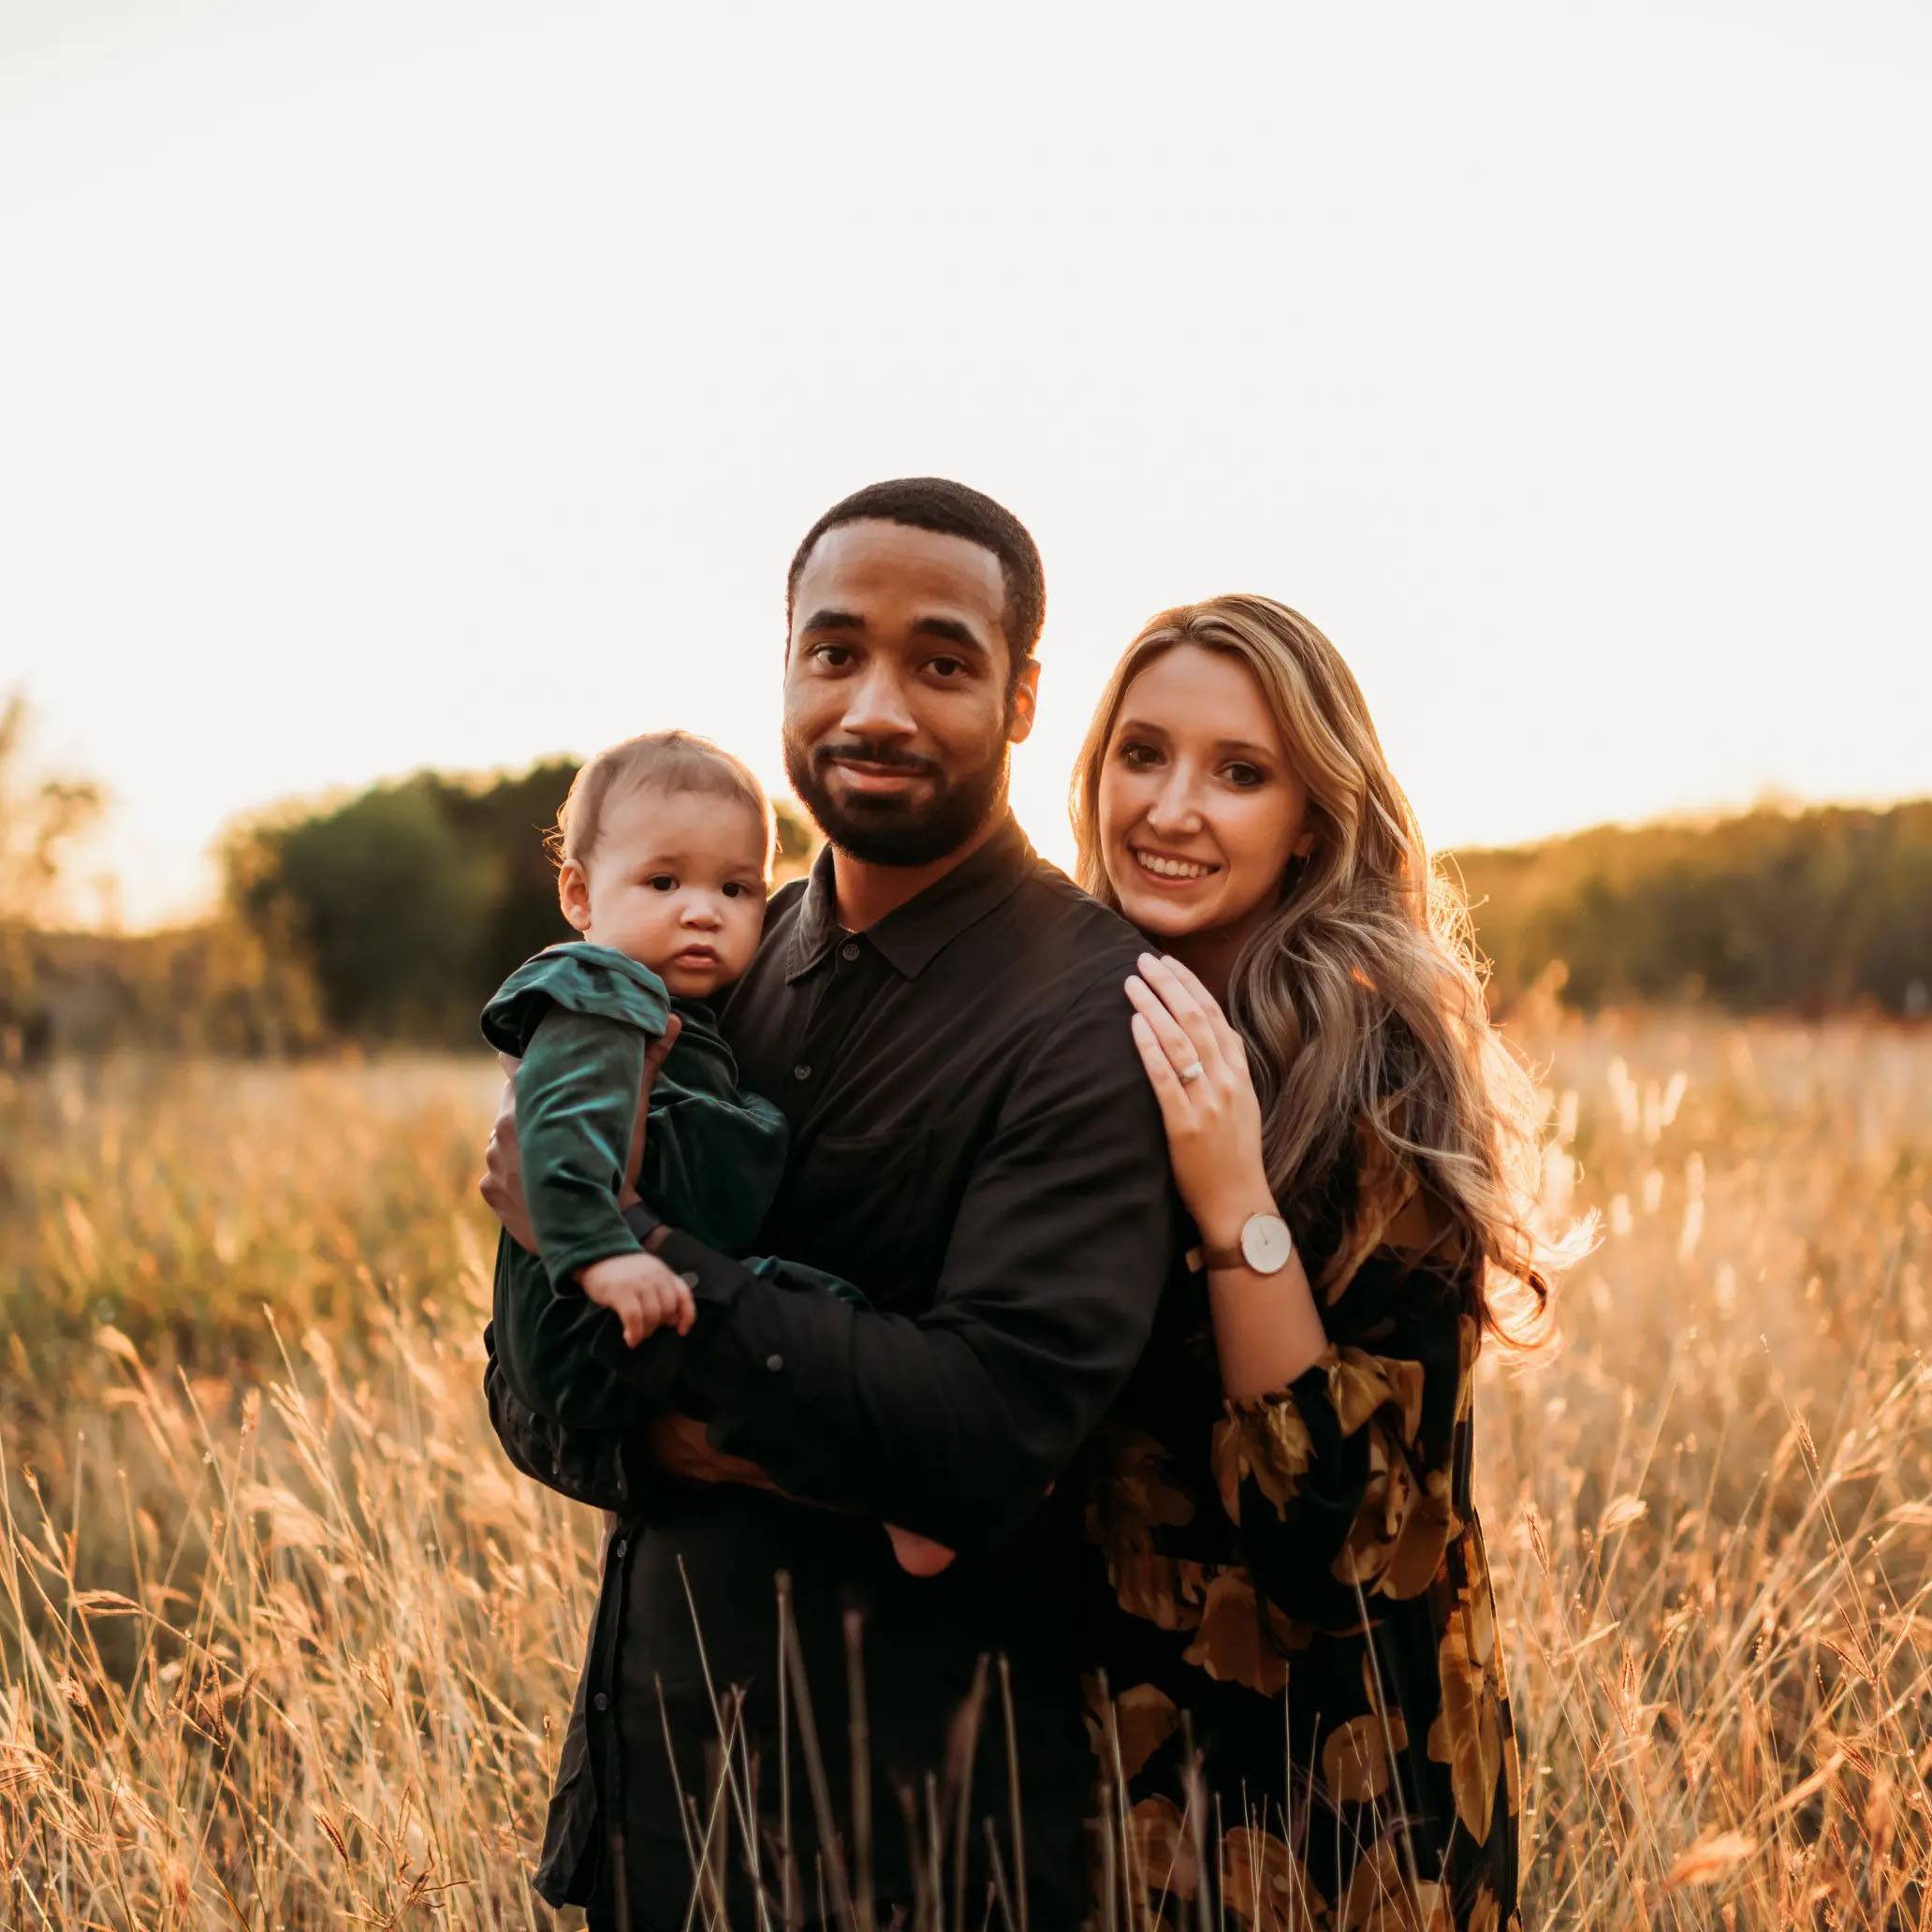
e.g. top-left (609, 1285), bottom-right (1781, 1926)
top-left (1119, 740), bottom-right (1161, 769)
top-left (647, 875), bottom-right (677, 892)
top-left (1222, 762), bottom-right (1265, 789)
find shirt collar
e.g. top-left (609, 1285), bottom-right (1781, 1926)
top-left (785, 812), bottom-right (1035, 983)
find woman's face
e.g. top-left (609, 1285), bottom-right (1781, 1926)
top-left (1097, 643), bottom-right (1314, 944)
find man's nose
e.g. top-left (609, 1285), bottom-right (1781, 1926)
top-left (839, 665), bottom-right (918, 742)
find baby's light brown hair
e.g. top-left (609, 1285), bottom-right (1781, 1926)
top-left (548, 730), bottom-right (775, 872)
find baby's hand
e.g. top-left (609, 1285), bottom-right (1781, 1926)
top-left (578, 1251), bottom-right (696, 1347)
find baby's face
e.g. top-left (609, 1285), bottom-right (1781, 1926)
top-left (564, 783), bottom-right (768, 999)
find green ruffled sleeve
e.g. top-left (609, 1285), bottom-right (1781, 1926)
top-left (482, 944), bottom-right (672, 1292)
top-left (513, 1007), bottom-right (651, 1291)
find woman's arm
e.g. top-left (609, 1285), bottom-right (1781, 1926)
top-left (1123, 952), bottom-right (1327, 1398)
top-left (1125, 952), bottom-right (1468, 1632)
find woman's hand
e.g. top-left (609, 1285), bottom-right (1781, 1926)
top-left (478, 1015), bottom-right (683, 1245)
top-left (1124, 953), bottom-right (1276, 1246)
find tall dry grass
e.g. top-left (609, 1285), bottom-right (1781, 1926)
top-left (0, 1017), bottom-right (1926, 1927)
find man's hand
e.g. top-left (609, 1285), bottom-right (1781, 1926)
top-left (580, 1251), bottom-right (696, 1347)
top-left (647, 1412), bottom-right (782, 1493)
top-left (480, 1051), bottom-right (537, 1250)
top-left (479, 1015), bottom-right (683, 1245)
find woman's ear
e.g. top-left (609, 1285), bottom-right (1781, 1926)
top-left (558, 859), bottom-right (593, 933)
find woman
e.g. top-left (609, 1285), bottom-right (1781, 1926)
top-left (1073, 595), bottom-right (1575, 1930)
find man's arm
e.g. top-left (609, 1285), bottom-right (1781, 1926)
top-left (601, 969), bottom-right (1177, 1554)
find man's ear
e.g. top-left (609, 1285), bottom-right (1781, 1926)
top-left (558, 860), bottom-right (593, 933)
top-left (1006, 660), bottom-right (1042, 746)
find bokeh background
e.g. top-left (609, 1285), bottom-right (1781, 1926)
top-left (2, 3), bottom-right (1928, 1926)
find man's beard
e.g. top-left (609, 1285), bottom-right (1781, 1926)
top-left (784, 730), bottom-right (1010, 867)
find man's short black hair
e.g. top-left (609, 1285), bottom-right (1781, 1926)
top-left (786, 477), bottom-right (1046, 688)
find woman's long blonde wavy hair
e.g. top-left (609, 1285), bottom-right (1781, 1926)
top-left (1072, 594), bottom-right (1580, 1344)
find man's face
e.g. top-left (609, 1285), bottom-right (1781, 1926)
top-left (783, 520), bottom-right (1038, 866)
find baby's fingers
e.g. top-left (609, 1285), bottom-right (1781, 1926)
top-left (620, 1297), bottom-right (648, 1348)
top-left (674, 1284), bottom-right (696, 1337)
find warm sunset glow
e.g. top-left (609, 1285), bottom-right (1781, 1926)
top-left (4, 5), bottom-right (1926, 929)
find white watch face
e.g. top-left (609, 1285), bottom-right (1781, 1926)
top-left (1240, 1212), bottom-right (1294, 1275)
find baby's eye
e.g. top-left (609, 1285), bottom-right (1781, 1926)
top-left (722, 881), bottom-right (753, 899)
top-left (647, 874), bottom-right (678, 892)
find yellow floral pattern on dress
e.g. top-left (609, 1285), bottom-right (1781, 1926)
top-left (1083, 1133), bottom-right (1523, 1930)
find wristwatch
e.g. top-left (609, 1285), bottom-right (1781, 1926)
top-left (1189, 1210), bottom-right (1295, 1277)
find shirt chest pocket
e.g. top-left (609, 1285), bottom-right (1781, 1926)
top-left (760, 1124), bottom-right (954, 1307)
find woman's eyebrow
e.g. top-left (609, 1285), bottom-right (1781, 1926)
top-left (1113, 716), bottom-right (1167, 738)
top-left (1217, 739), bottom-right (1278, 760)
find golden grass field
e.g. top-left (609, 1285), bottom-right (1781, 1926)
top-left (1, 1013), bottom-right (1927, 1928)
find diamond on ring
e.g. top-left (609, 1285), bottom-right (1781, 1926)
top-left (1179, 1061), bottom-right (1205, 1084)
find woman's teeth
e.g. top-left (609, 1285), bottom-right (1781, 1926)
top-left (1134, 849), bottom-right (1215, 881)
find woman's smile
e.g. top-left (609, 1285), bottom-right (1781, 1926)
top-left (1126, 842), bottom-right (1222, 885)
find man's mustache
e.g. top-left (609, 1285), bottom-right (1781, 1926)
top-left (814, 742), bottom-right (943, 780)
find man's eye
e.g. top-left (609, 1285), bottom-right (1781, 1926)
top-left (812, 644), bottom-right (853, 668)
top-left (928, 656), bottom-right (967, 680)
top-left (647, 875), bottom-right (677, 892)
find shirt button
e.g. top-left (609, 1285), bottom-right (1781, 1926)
top-left (765, 1353), bottom-right (784, 1372)
top-left (593, 1691), bottom-right (610, 1713)
top-left (793, 1063), bottom-right (811, 1081)
top-left (840, 941), bottom-right (860, 962)
top-left (680, 1270), bottom-right (700, 1289)
top-left (614, 1538), bottom-right (628, 1559)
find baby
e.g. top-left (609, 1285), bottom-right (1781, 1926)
top-left (480, 729), bottom-right (949, 1575)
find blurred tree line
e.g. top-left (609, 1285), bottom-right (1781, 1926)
top-left (1454, 800), bottom-right (1932, 1017)
top-left (216, 761), bottom-right (817, 1045)
top-left (4, 687), bottom-right (1926, 1061)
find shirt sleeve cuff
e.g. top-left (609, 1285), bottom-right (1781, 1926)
top-left (621, 1200), bottom-right (665, 1243)
top-left (585, 1224), bottom-right (754, 1403)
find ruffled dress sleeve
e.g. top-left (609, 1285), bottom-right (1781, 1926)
top-left (1209, 1158), bottom-right (1479, 1635)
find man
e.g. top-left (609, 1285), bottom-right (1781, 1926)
top-left (481, 477), bottom-right (1176, 1928)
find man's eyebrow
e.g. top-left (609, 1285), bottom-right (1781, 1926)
top-left (910, 615), bottom-right (991, 656)
top-left (799, 608), bottom-right (865, 634)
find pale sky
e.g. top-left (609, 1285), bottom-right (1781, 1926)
top-left (4, 1), bottom-right (1927, 929)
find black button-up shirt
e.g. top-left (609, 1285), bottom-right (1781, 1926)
top-left (520, 814), bottom-right (1177, 1924)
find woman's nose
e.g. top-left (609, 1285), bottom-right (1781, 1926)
top-left (1143, 774), bottom-right (1204, 836)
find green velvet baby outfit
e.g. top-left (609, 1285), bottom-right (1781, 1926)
top-left (480, 941), bottom-right (858, 1429)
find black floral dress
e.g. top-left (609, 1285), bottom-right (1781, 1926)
top-left (1081, 1129), bottom-right (1523, 1930)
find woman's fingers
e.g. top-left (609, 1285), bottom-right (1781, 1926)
top-left (1157, 951), bottom-right (1249, 1060)
top-left (1129, 1011), bottom-right (1192, 1127)
top-left (1135, 953), bottom-right (1227, 1075)
top-left (1125, 973), bottom-right (1203, 1080)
